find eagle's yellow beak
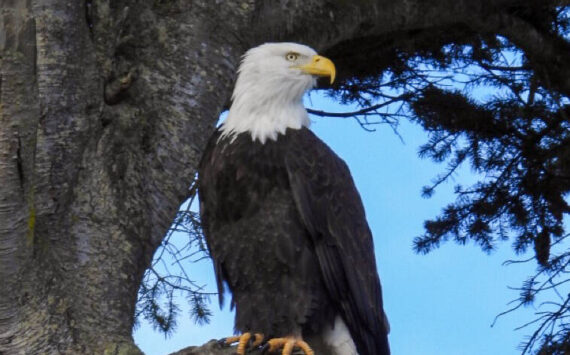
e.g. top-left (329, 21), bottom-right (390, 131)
top-left (295, 55), bottom-right (336, 84)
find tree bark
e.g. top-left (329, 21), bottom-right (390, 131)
top-left (168, 341), bottom-right (257, 355)
top-left (1, 0), bottom-right (567, 353)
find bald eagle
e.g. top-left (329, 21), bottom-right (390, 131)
top-left (198, 43), bottom-right (390, 355)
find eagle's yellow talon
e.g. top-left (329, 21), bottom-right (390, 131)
top-left (222, 332), bottom-right (264, 354)
top-left (252, 333), bottom-right (264, 347)
top-left (282, 339), bottom-right (295, 355)
top-left (236, 332), bottom-right (251, 355)
top-left (293, 340), bottom-right (314, 355)
top-left (224, 335), bottom-right (241, 345)
top-left (265, 336), bottom-right (314, 355)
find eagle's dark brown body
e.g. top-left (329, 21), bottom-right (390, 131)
top-left (198, 127), bottom-right (390, 355)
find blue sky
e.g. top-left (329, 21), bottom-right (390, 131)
top-left (134, 92), bottom-right (553, 355)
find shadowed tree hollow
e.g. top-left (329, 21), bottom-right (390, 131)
top-left (0, 1), bottom-right (568, 354)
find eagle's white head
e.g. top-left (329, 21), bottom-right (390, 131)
top-left (220, 42), bottom-right (336, 143)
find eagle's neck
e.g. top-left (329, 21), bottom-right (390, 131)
top-left (220, 73), bottom-right (315, 144)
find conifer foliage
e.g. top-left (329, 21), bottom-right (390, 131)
top-left (325, 4), bottom-right (569, 353)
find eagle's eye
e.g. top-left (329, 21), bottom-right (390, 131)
top-left (285, 52), bottom-right (300, 62)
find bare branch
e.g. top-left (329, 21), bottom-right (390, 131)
top-left (306, 94), bottom-right (411, 118)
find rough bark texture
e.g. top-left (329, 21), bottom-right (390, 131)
top-left (168, 341), bottom-right (257, 355)
top-left (0, 0), bottom-right (567, 354)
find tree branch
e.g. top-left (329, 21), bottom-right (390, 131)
top-left (478, 12), bottom-right (570, 97)
top-left (306, 94), bottom-right (410, 118)
top-left (169, 337), bottom-right (334, 355)
top-left (169, 340), bottom-right (247, 355)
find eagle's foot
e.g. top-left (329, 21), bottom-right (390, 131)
top-left (221, 332), bottom-right (264, 355)
top-left (262, 336), bottom-right (314, 355)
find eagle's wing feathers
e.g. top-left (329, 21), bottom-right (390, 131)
top-left (285, 129), bottom-right (390, 355)
top-left (198, 130), bottom-right (228, 307)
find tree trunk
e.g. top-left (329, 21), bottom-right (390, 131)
top-left (0, 0), bottom-right (557, 353)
